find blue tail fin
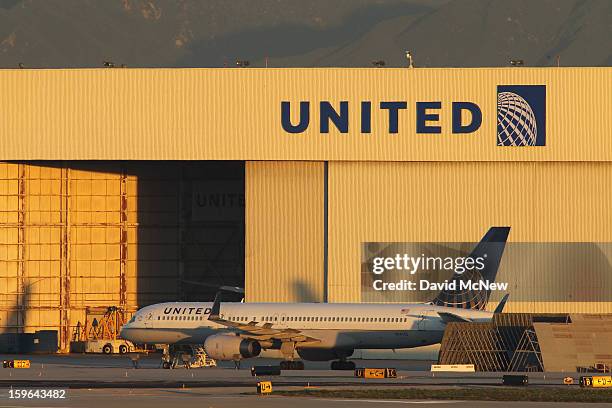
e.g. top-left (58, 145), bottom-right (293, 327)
top-left (430, 227), bottom-right (510, 310)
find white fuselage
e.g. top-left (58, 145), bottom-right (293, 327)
top-left (120, 301), bottom-right (493, 353)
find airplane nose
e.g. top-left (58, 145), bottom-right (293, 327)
top-left (119, 325), bottom-right (130, 339)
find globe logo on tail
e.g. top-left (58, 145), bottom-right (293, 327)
top-left (496, 85), bottom-right (546, 147)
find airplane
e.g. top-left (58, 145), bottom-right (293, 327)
top-left (120, 226), bottom-right (510, 370)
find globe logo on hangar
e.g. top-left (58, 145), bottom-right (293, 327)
top-left (497, 85), bottom-right (546, 146)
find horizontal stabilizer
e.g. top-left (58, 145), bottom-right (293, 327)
top-left (438, 311), bottom-right (472, 324)
top-left (494, 293), bottom-right (510, 314)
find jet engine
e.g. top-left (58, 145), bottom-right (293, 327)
top-left (203, 334), bottom-right (261, 360)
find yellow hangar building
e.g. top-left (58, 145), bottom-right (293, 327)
top-left (0, 67), bottom-right (611, 353)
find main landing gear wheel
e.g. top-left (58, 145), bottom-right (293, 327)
top-left (280, 360), bottom-right (305, 370)
top-left (330, 360), bottom-right (355, 370)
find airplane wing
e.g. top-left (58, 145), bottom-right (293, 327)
top-left (207, 294), bottom-right (321, 344)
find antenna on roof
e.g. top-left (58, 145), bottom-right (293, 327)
top-left (405, 51), bottom-right (414, 68)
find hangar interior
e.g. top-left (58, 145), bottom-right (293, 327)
top-left (0, 161), bottom-right (245, 352)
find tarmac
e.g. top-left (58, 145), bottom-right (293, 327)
top-left (0, 354), bottom-right (608, 407)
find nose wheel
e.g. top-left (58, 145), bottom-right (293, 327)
top-left (330, 360), bottom-right (355, 370)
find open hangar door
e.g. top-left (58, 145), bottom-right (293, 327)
top-left (0, 161), bottom-right (244, 352)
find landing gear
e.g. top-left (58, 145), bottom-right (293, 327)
top-left (280, 360), bottom-right (305, 370)
top-left (279, 341), bottom-right (303, 370)
top-left (330, 360), bottom-right (355, 370)
top-left (160, 344), bottom-right (217, 369)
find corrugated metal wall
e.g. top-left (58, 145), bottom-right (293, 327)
top-left (245, 161), bottom-right (324, 302)
top-left (0, 162), bottom-right (129, 351)
top-left (0, 161), bottom-right (245, 352)
top-left (0, 68), bottom-right (610, 161)
top-left (327, 161), bottom-right (612, 312)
